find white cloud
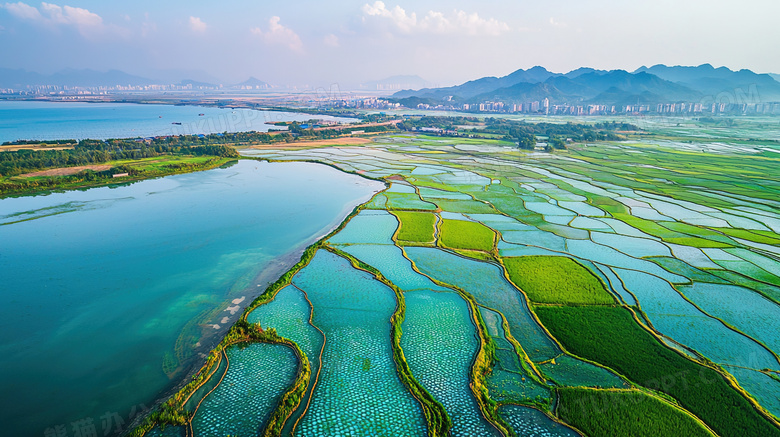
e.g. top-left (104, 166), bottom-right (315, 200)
top-left (3, 2), bottom-right (41, 20)
top-left (323, 33), bottom-right (339, 48)
top-left (362, 1), bottom-right (418, 33)
top-left (41, 2), bottom-right (102, 27)
top-left (189, 16), bottom-right (207, 33)
top-left (361, 2), bottom-right (509, 36)
top-left (250, 16), bottom-right (303, 53)
top-left (549, 17), bottom-right (567, 28)
top-left (2, 1), bottom-right (106, 36)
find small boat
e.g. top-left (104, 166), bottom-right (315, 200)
top-left (158, 115), bottom-right (162, 118)
top-left (172, 122), bottom-right (182, 125)
top-left (199, 113), bottom-right (205, 116)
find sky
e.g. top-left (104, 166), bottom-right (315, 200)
top-left (1, 0), bottom-right (779, 88)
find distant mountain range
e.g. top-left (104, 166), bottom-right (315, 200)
top-left (233, 77), bottom-right (272, 89)
top-left (393, 64), bottom-right (780, 107)
top-left (0, 68), bottom-right (275, 89)
top-left (0, 68), bottom-right (156, 88)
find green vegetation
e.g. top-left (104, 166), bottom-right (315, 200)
top-left (396, 116), bottom-right (636, 144)
top-left (0, 155), bottom-right (234, 196)
top-left (502, 256), bottom-right (615, 305)
top-left (392, 211), bottom-right (437, 245)
top-left (535, 305), bottom-right (780, 437)
top-left (439, 219), bottom-right (495, 252)
top-left (557, 387), bottom-right (715, 437)
top-left (0, 136), bottom-right (238, 177)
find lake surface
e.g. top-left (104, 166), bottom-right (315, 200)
top-left (0, 101), bottom-right (356, 143)
top-left (0, 160), bottom-right (383, 436)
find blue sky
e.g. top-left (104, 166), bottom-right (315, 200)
top-left (1, 0), bottom-right (779, 87)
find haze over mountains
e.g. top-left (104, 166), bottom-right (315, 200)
top-left (0, 68), bottom-right (271, 90)
top-left (393, 64), bottom-right (780, 107)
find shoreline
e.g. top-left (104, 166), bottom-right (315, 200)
top-left (123, 173), bottom-right (385, 436)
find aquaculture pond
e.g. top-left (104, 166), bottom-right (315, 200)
top-left (498, 405), bottom-right (581, 437)
top-left (0, 160), bottom-right (383, 436)
top-left (190, 342), bottom-right (298, 436)
top-left (402, 290), bottom-right (500, 436)
top-left (292, 251), bottom-right (428, 436)
top-left (246, 286), bottom-right (324, 434)
top-left (123, 125), bottom-right (780, 436)
top-left (405, 247), bottom-right (561, 362)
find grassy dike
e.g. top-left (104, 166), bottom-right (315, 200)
top-left (324, 245), bottom-right (452, 437)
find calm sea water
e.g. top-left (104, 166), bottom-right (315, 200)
top-left (0, 101), bottom-right (355, 143)
top-left (0, 160), bottom-right (383, 436)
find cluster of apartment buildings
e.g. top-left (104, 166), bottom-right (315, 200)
top-left (413, 98), bottom-right (780, 116)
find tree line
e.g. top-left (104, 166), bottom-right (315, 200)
top-left (0, 136), bottom-right (241, 177)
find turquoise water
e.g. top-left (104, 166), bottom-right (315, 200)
top-left (191, 342), bottom-right (298, 436)
top-left (406, 247), bottom-right (560, 362)
top-left (679, 283), bottom-right (780, 357)
top-left (145, 425), bottom-right (185, 437)
top-left (723, 366), bottom-right (780, 418)
top-left (327, 210), bottom-right (397, 245)
top-left (292, 251), bottom-right (428, 436)
top-left (246, 285), bottom-right (324, 434)
top-left (0, 101), bottom-right (355, 142)
top-left (0, 160), bottom-right (382, 436)
top-left (402, 290), bottom-right (500, 436)
top-left (499, 405), bottom-right (581, 437)
top-left (480, 308), bottom-right (550, 404)
top-left (339, 244), bottom-right (446, 291)
top-left (539, 355), bottom-right (628, 389)
top-left (615, 269), bottom-right (778, 371)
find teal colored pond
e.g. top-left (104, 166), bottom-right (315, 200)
top-left (247, 285), bottom-right (324, 434)
top-left (327, 210), bottom-right (397, 245)
top-left (723, 366), bottom-right (780, 418)
top-left (480, 308), bottom-right (550, 404)
top-left (292, 251), bottom-right (427, 436)
top-left (405, 247), bottom-right (560, 362)
top-left (499, 405), bottom-right (581, 437)
top-left (539, 355), bottom-right (628, 389)
top-left (0, 160), bottom-right (382, 436)
top-left (337, 244), bottom-right (447, 292)
top-left (191, 342), bottom-right (298, 436)
top-left (615, 269), bottom-right (778, 371)
top-left (402, 290), bottom-right (500, 436)
top-left (679, 282), bottom-right (780, 356)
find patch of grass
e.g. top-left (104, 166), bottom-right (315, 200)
top-left (613, 214), bottom-right (732, 248)
top-left (714, 228), bottom-right (780, 246)
top-left (431, 198), bottom-right (497, 214)
top-left (535, 305), bottom-right (780, 437)
top-left (503, 256), bottom-right (614, 305)
top-left (557, 387), bottom-right (716, 437)
top-left (392, 211), bottom-right (436, 245)
top-left (385, 192), bottom-right (438, 211)
top-left (439, 218), bottom-right (495, 252)
top-left (658, 222), bottom-right (737, 246)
